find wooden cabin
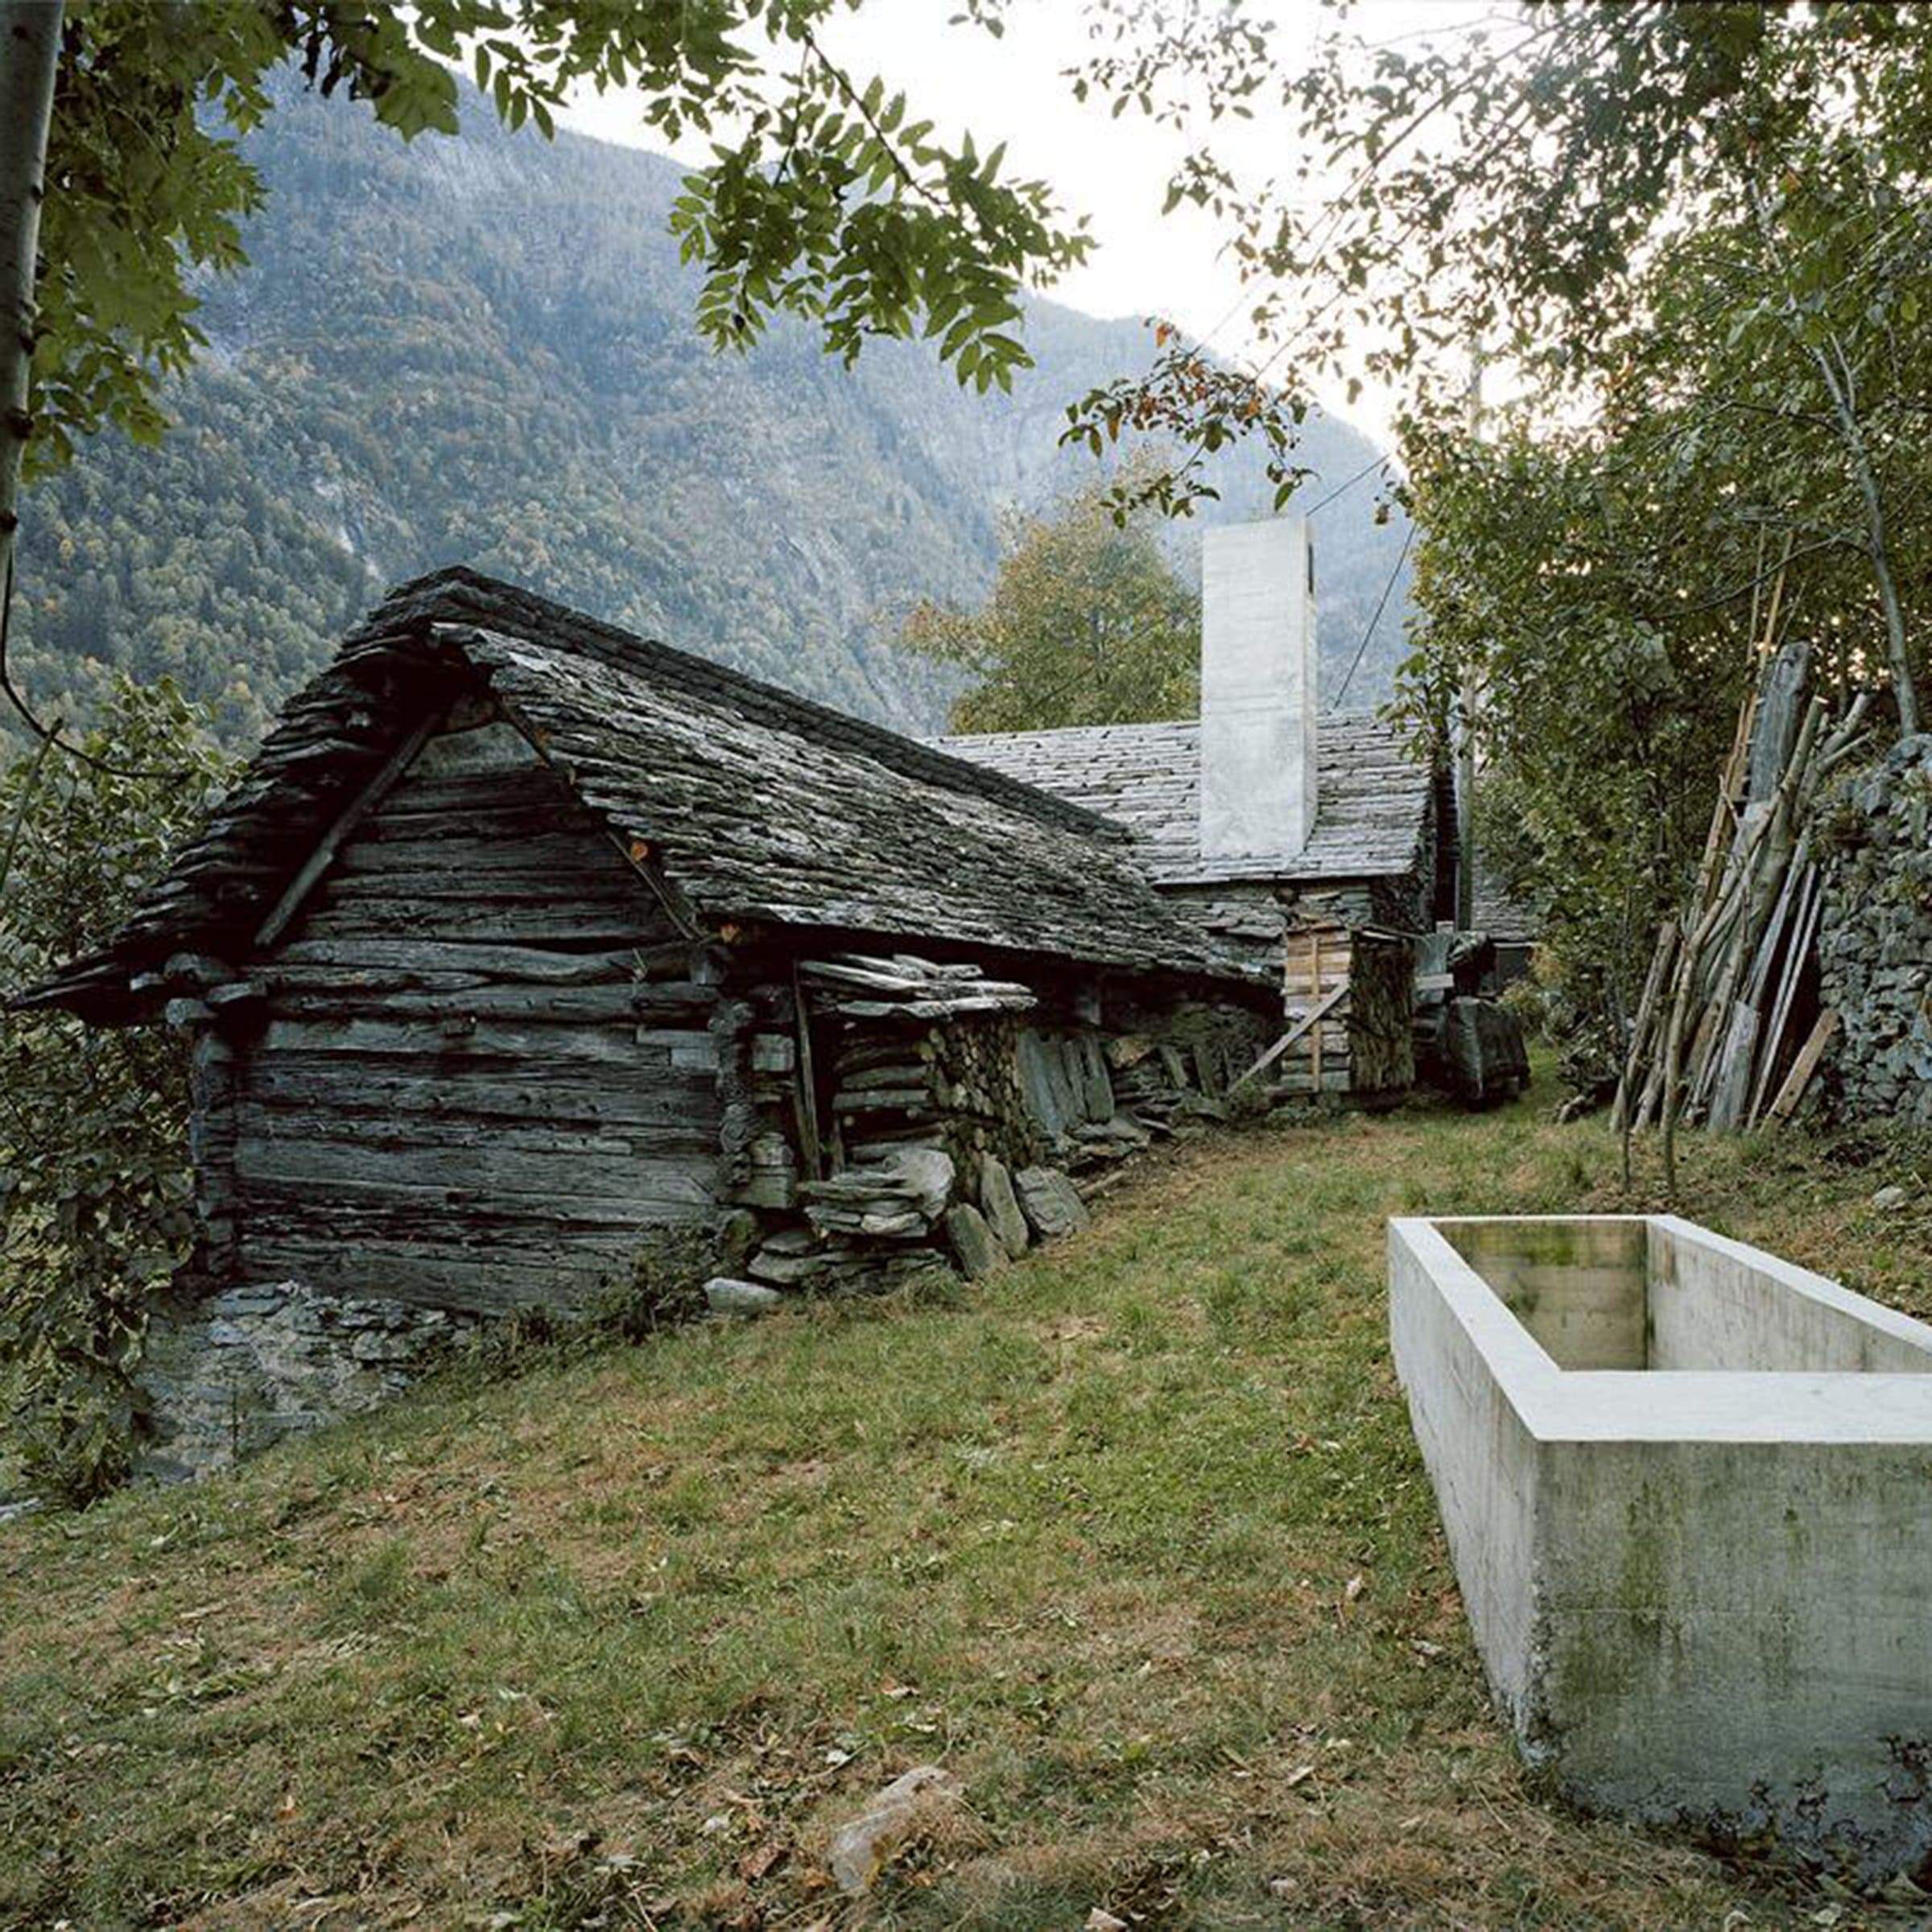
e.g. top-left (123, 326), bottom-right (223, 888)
top-left (936, 522), bottom-right (1440, 1102)
top-left (24, 568), bottom-right (1278, 1339)
top-left (23, 524), bottom-right (1445, 1475)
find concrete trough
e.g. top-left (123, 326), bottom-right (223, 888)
top-left (1389, 1213), bottom-right (1932, 1873)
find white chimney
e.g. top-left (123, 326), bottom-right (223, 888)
top-left (1199, 517), bottom-right (1318, 862)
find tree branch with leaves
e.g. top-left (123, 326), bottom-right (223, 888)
top-left (0, 0), bottom-right (1092, 754)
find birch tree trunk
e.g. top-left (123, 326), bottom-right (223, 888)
top-left (0, 0), bottom-right (61, 621)
top-left (1744, 172), bottom-right (1922, 739)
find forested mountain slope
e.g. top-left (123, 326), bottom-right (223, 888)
top-left (8, 77), bottom-right (1414, 747)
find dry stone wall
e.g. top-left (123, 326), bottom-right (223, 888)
top-left (134, 1282), bottom-right (478, 1483)
top-left (1818, 735), bottom-right (1932, 1128)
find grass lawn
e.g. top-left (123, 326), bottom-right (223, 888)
top-left (2, 1076), bottom-right (1929, 1930)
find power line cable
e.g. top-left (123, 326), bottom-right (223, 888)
top-left (1305, 451), bottom-right (1391, 518)
top-left (1330, 521), bottom-right (1414, 711)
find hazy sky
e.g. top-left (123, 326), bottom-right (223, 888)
top-left (559, 0), bottom-right (1501, 450)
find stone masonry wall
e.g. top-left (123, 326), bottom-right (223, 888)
top-left (134, 1283), bottom-right (478, 1483)
top-left (1818, 734), bottom-right (1932, 1129)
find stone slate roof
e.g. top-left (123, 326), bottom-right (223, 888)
top-left (25, 570), bottom-right (1264, 1020)
top-left (931, 715), bottom-right (1433, 886)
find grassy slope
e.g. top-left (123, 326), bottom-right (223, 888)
top-left (2, 1084), bottom-right (1928, 1930)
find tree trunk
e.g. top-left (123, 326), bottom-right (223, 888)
top-left (1821, 357), bottom-right (1920, 737)
top-left (1744, 173), bottom-right (1920, 738)
top-left (0, 0), bottom-right (60, 612)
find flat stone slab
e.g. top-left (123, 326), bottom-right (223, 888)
top-left (705, 1277), bottom-right (784, 1316)
top-left (976, 1154), bottom-right (1030, 1259)
top-left (1389, 1213), bottom-right (1932, 1877)
top-left (1014, 1166), bottom-right (1089, 1241)
top-left (943, 1203), bottom-right (1007, 1281)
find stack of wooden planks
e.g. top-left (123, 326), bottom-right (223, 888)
top-left (1614, 611), bottom-right (1872, 1154)
top-left (1269, 923), bottom-right (1416, 1098)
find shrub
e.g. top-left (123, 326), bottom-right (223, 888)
top-left (0, 683), bottom-right (235, 1502)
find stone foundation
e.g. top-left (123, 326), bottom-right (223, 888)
top-left (134, 1283), bottom-right (477, 1483)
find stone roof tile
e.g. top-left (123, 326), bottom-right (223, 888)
top-left (931, 714), bottom-right (1432, 885)
top-left (24, 570), bottom-right (1261, 1018)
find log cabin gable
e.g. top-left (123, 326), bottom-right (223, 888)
top-left (204, 711), bottom-right (729, 1315)
top-left (23, 569), bottom-right (1265, 1026)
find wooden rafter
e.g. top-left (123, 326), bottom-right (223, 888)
top-left (253, 712), bottom-right (443, 953)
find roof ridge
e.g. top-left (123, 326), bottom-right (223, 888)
top-left (23, 572), bottom-right (1281, 1020)
top-left (931, 708), bottom-right (1397, 749)
top-left (369, 568), bottom-right (1125, 841)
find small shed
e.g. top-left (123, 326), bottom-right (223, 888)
top-left (1468, 848), bottom-right (1540, 990)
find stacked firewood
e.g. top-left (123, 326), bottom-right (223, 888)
top-left (729, 953), bottom-right (1266, 1288)
top-left (1615, 633), bottom-right (1872, 1150)
top-left (797, 954), bottom-right (1037, 1022)
top-left (1105, 1037), bottom-right (1214, 1130)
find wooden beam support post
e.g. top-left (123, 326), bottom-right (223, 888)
top-left (1232, 982), bottom-right (1349, 1095)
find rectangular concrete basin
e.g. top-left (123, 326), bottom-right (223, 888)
top-left (1389, 1214), bottom-right (1932, 1875)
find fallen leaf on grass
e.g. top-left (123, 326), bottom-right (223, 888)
top-left (828, 1764), bottom-right (962, 1895)
top-left (738, 1840), bottom-right (786, 1881)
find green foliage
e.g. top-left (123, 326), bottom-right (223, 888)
top-left (0, 683), bottom-right (237, 1502)
top-left (1398, 429), bottom-right (1738, 1090)
top-left (1064, 3), bottom-right (1932, 526)
top-left (902, 466), bottom-right (1199, 733)
top-left (1395, 97), bottom-right (1932, 1092)
top-left (456, 1227), bottom-right (722, 1388)
top-left (34, 1), bottom-right (1089, 478)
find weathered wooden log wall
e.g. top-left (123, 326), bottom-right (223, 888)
top-left (216, 719), bottom-right (724, 1314)
top-left (179, 712), bottom-right (1324, 1325)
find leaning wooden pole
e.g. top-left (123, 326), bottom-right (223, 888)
top-left (0, 1), bottom-right (60, 650)
top-left (1612, 917), bottom-right (1674, 1136)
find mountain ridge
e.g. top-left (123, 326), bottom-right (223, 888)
top-left (8, 73), bottom-right (1415, 749)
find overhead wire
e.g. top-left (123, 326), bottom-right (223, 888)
top-left (1329, 521), bottom-right (1414, 711)
top-left (1305, 450), bottom-right (1392, 518)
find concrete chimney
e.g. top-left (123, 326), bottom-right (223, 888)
top-left (1199, 517), bottom-right (1318, 862)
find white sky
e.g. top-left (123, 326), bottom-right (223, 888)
top-left (558, 0), bottom-right (1503, 450)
